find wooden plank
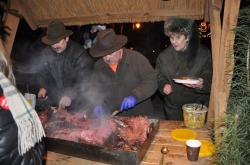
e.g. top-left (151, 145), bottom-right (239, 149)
top-left (35, 9), bottom-right (204, 28)
top-left (3, 0), bottom-right (20, 57)
top-left (15, 0), bottom-right (37, 30)
top-left (45, 151), bottom-right (108, 165)
top-left (45, 121), bottom-right (213, 165)
top-left (15, 0), bottom-right (205, 28)
top-left (217, 0), bottom-right (240, 117)
top-left (207, 0), bottom-right (223, 124)
top-left (208, 0), bottom-right (240, 141)
top-left (203, 0), bottom-right (211, 22)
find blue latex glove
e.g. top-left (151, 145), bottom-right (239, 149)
top-left (120, 96), bottom-right (137, 111)
top-left (93, 105), bottom-right (105, 116)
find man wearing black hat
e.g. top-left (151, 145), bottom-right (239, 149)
top-left (38, 20), bottom-right (93, 110)
top-left (156, 17), bottom-right (212, 120)
top-left (89, 28), bottom-right (157, 117)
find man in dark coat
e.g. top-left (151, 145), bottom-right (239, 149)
top-left (156, 17), bottom-right (212, 120)
top-left (38, 20), bottom-right (93, 110)
top-left (89, 29), bottom-right (157, 117)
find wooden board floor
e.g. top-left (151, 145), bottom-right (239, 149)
top-left (45, 120), bottom-right (213, 165)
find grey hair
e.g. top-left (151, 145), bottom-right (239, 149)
top-left (0, 51), bottom-right (16, 85)
top-left (164, 17), bottom-right (194, 38)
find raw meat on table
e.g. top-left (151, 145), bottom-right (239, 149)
top-left (39, 108), bottom-right (151, 150)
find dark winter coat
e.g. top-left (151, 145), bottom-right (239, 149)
top-left (156, 44), bottom-right (212, 120)
top-left (0, 91), bottom-right (45, 165)
top-left (91, 48), bottom-right (157, 117)
top-left (39, 40), bottom-right (94, 108)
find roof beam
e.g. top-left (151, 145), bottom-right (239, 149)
top-left (204, 0), bottom-right (211, 22)
top-left (13, 0), bottom-right (37, 30)
top-left (35, 10), bottom-right (204, 27)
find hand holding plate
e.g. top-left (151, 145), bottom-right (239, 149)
top-left (183, 78), bottom-right (203, 89)
top-left (163, 84), bottom-right (172, 95)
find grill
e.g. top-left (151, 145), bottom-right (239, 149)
top-left (45, 118), bottom-right (159, 165)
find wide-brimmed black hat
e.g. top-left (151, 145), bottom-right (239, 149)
top-left (90, 29), bottom-right (127, 57)
top-left (42, 20), bottom-right (73, 45)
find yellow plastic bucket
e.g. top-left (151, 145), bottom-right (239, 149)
top-left (182, 103), bottom-right (208, 129)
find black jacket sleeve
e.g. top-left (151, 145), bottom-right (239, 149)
top-left (0, 109), bottom-right (45, 165)
top-left (155, 50), bottom-right (173, 95)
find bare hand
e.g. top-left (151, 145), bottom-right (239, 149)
top-left (183, 78), bottom-right (204, 89)
top-left (38, 88), bottom-right (47, 99)
top-left (163, 84), bottom-right (172, 95)
top-left (58, 96), bottom-right (72, 110)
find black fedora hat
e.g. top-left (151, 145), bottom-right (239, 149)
top-left (42, 20), bottom-right (73, 45)
top-left (90, 29), bottom-right (127, 57)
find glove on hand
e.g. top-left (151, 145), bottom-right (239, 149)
top-left (120, 96), bottom-right (137, 111)
top-left (93, 105), bottom-right (105, 116)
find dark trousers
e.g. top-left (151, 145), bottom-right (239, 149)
top-left (164, 103), bottom-right (183, 120)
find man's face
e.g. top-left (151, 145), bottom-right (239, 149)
top-left (103, 49), bottom-right (123, 65)
top-left (168, 33), bottom-right (189, 52)
top-left (51, 37), bottom-right (69, 54)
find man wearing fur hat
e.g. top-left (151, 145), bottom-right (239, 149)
top-left (38, 20), bottom-right (93, 110)
top-left (89, 29), bottom-right (157, 117)
top-left (156, 17), bottom-right (212, 120)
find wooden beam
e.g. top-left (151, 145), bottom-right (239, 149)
top-left (204, 0), bottom-right (211, 22)
top-left (35, 10), bottom-right (204, 27)
top-left (148, 9), bottom-right (203, 17)
top-left (3, 0), bottom-right (20, 59)
top-left (217, 0), bottom-right (240, 117)
top-left (14, 0), bottom-right (38, 30)
top-left (208, 0), bottom-right (240, 141)
top-left (207, 0), bottom-right (223, 124)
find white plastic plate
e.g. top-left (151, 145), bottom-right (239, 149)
top-left (173, 78), bottom-right (199, 84)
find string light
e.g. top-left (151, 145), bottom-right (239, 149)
top-left (132, 22), bottom-right (142, 30)
top-left (135, 23), bottom-right (141, 29)
top-left (198, 21), bottom-right (211, 38)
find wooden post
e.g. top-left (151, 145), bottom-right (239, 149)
top-left (218, 0), bottom-right (240, 117)
top-left (207, 0), bottom-right (223, 125)
top-left (209, 0), bottom-right (240, 141)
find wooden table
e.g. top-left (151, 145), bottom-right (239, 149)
top-left (45, 120), bottom-right (213, 165)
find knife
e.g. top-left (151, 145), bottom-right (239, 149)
top-left (111, 109), bottom-right (120, 116)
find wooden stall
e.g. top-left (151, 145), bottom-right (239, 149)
top-left (0, 0), bottom-right (241, 164)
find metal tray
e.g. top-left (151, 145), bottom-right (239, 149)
top-left (45, 119), bottom-right (159, 165)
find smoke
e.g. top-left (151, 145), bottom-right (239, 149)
top-left (72, 79), bottom-right (109, 118)
top-left (13, 38), bottom-right (46, 67)
top-left (11, 38), bottom-right (50, 93)
top-left (11, 36), bottom-right (109, 119)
